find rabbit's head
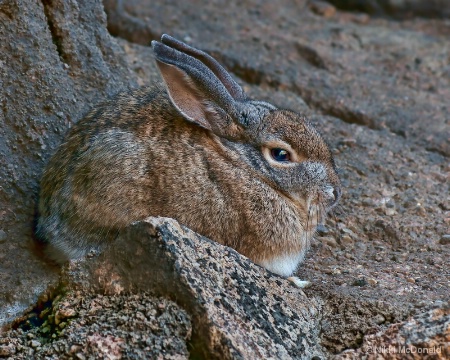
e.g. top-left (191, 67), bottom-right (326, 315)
top-left (153, 35), bottom-right (341, 230)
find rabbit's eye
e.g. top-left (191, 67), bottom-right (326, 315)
top-left (270, 148), bottom-right (291, 162)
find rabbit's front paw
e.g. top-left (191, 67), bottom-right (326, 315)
top-left (287, 276), bottom-right (311, 288)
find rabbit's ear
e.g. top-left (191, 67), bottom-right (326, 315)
top-left (152, 39), bottom-right (243, 132)
top-left (160, 34), bottom-right (246, 102)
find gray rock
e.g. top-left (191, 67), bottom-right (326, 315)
top-left (103, 0), bottom-right (450, 156)
top-left (2, 216), bottom-right (449, 357)
top-left (0, 0), bottom-right (136, 326)
top-left (64, 217), bottom-right (327, 359)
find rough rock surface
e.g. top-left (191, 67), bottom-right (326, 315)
top-left (2, 218), bottom-right (448, 358)
top-left (2, 217), bottom-right (327, 359)
top-left (0, 293), bottom-right (191, 359)
top-left (104, 0), bottom-right (450, 156)
top-left (0, 0), bottom-right (137, 325)
top-left (335, 306), bottom-right (450, 359)
top-left (73, 217), bottom-right (328, 359)
top-left (324, 0), bottom-right (450, 19)
top-left (1, 0), bottom-right (449, 358)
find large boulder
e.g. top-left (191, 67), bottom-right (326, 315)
top-left (0, 0), bottom-right (136, 325)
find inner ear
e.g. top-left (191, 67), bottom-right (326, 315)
top-left (157, 61), bottom-right (212, 130)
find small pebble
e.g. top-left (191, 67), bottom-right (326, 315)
top-left (384, 208), bottom-right (396, 216)
top-left (403, 197), bottom-right (418, 208)
top-left (0, 345), bottom-right (15, 356)
top-left (316, 224), bottom-right (329, 236)
top-left (308, 0), bottom-right (336, 18)
top-left (439, 234), bottom-right (450, 245)
top-left (70, 345), bottom-right (81, 353)
top-left (362, 198), bottom-right (374, 207)
top-left (320, 236), bottom-right (338, 248)
top-left (385, 199), bottom-right (396, 208)
top-left (367, 278), bottom-right (378, 285)
top-left (76, 353), bottom-right (87, 360)
top-left (30, 340), bottom-right (41, 348)
top-left (58, 308), bottom-right (77, 319)
top-left (341, 234), bottom-right (354, 247)
top-left (332, 268), bottom-right (341, 275)
top-left (406, 277), bottom-right (416, 284)
top-left (352, 278), bottom-right (367, 287)
top-left (372, 314), bottom-right (386, 325)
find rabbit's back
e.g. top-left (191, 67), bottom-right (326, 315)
top-left (37, 85), bottom-right (209, 255)
top-left (38, 84), bottom-right (306, 266)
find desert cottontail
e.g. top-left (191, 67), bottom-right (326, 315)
top-left (37, 34), bottom-right (341, 284)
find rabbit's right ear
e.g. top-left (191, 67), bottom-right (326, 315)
top-left (152, 37), bottom-right (245, 134)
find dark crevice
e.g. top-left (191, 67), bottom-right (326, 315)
top-left (9, 285), bottom-right (67, 338)
top-left (210, 52), bottom-right (283, 90)
top-left (310, 101), bottom-right (379, 129)
top-left (324, 0), bottom-right (450, 20)
top-left (104, 0), bottom-right (160, 46)
top-left (41, 0), bottom-right (66, 63)
top-left (189, 51), bottom-right (381, 131)
top-left (295, 42), bottom-right (329, 71)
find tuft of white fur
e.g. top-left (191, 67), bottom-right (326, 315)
top-left (259, 247), bottom-right (307, 277)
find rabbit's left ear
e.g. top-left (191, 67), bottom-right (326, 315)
top-left (152, 36), bottom-right (246, 133)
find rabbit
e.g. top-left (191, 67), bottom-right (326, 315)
top-left (37, 34), bottom-right (341, 286)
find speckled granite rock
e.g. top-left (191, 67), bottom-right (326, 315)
top-left (1, 216), bottom-right (449, 358)
top-left (0, 294), bottom-right (191, 359)
top-left (334, 306), bottom-right (450, 359)
top-left (63, 217), bottom-right (327, 359)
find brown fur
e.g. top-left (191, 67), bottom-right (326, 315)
top-left (37, 36), bottom-right (341, 277)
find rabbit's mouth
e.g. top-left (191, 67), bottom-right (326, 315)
top-left (277, 191), bottom-right (325, 232)
top-left (292, 193), bottom-right (337, 233)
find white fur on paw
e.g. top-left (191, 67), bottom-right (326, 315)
top-left (287, 276), bottom-right (311, 288)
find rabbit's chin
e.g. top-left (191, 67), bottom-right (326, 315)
top-left (258, 244), bottom-right (309, 278)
